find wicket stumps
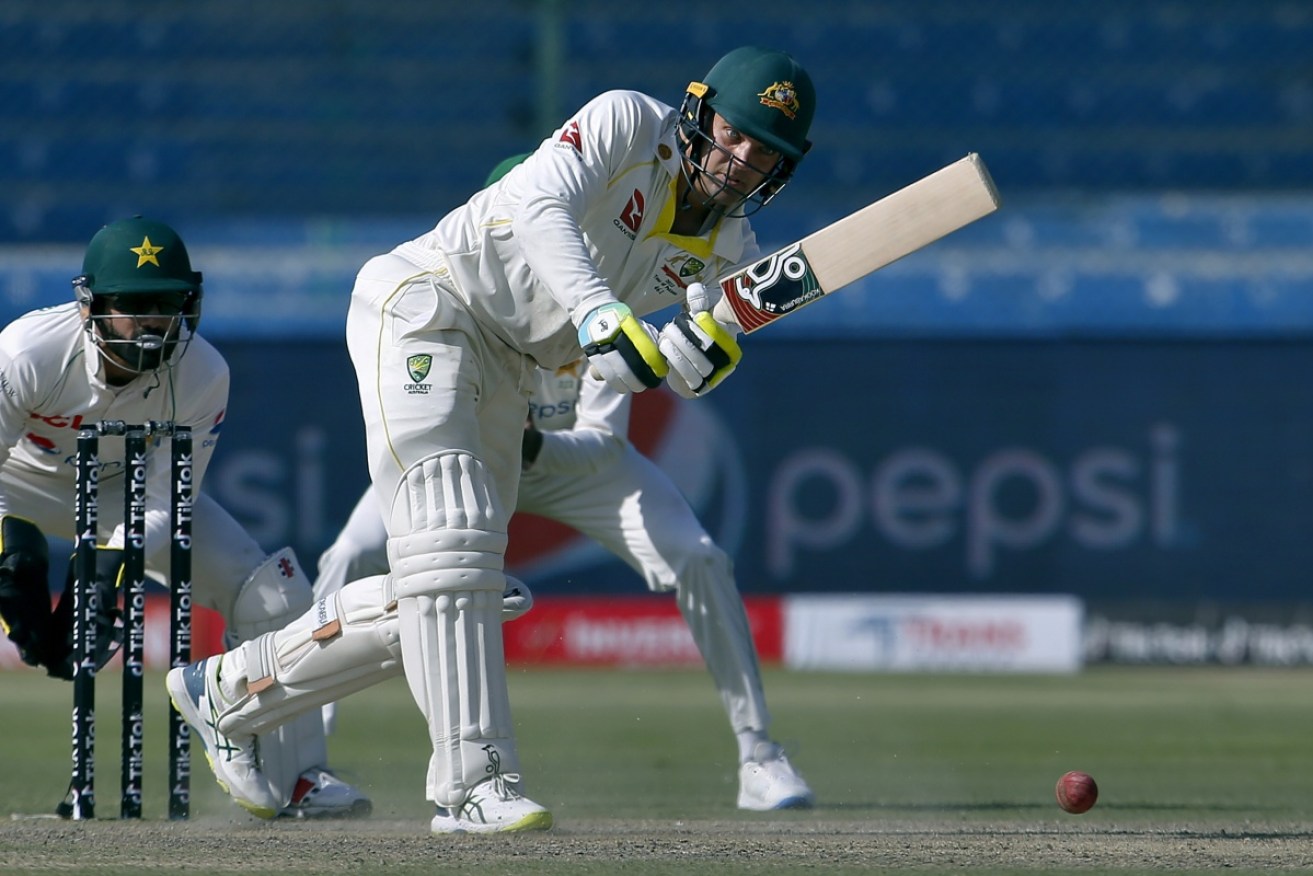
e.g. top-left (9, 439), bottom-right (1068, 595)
top-left (65, 420), bottom-right (193, 821)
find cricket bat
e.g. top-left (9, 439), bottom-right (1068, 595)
top-left (711, 153), bottom-right (1000, 333)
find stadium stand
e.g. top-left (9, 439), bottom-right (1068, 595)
top-left (2, 1), bottom-right (1311, 242)
top-left (1, 1), bottom-right (1312, 337)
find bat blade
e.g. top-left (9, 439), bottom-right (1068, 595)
top-left (713, 153), bottom-right (1000, 333)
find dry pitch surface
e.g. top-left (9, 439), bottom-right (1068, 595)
top-left (5, 667), bottom-right (1313, 874)
top-left (6, 816), bottom-right (1313, 874)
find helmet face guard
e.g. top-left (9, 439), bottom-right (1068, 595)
top-left (73, 217), bottom-right (203, 375)
top-left (677, 47), bottom-right (815, 217)
top-left (678, 87), bottom-right (801, 217)
top-left (74, 282), bottom-right (200, 374)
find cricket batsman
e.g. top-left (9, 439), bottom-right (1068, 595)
top-left (167, 45), bottom-right (815, 833)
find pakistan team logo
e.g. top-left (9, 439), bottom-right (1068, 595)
top-left (407, 354), bottom-right (432, 383)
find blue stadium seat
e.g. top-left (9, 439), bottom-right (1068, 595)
top-left (1, 1), bottom-right (1311, 242)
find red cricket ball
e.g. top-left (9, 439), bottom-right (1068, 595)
top-left (1055, 770), bottom-right (1098, 814)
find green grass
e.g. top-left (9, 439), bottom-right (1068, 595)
top-left (3, 665), bottom-right (1313, 873)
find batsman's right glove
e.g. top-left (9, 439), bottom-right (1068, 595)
top-left (658, 282), bottom-right (743, 398)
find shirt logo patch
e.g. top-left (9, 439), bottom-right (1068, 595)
top-left (558, 120), bottom-right (583, 155)
top-left (406, 354), bottom-right (433, 395)
top-left (407, 354), bottom-right (432, 383)
top-left (679, 257), bottom-right (706, 279)
top-left (24, 433), bottom-right (57, 454)
top-left (617, 189), bottom-right (645, 238)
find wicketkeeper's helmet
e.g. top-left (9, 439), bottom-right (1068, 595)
top-left (72, 217), bottom-right (204, 374)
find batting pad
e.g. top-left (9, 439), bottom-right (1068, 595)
top-left (398, 588), bottom-right (517, 807)
top-left (216, 574), bottom-right (403, 739)
top-left (386, 450), bottom-right (509, 600)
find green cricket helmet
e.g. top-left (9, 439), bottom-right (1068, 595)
top-left (679, 46), bottom-right (815, 215)
top-left (72, 217), bottom-right (203, 375)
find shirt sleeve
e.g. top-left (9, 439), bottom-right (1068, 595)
top-left (529, 374), bottom-right (630, 477)
top-left (0, 341), bottom-right (37, 518)
top-left (512, 91), bottom-right (660, 327)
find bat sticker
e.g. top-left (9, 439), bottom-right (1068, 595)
top-left (721, 243), bottom-right (824, 330)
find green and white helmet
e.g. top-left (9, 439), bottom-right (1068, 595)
top-left (72, 216), bottom-right (204, 374)
top-left (679, 46), bottom-right (816, 215)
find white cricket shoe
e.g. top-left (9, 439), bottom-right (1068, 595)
top-left (167, 657), bottom-right (282, 818)
top-left (279, 767), bottom-right (373, 819)
top-left (430, 774), bottom-right (553, 834)
top-left (737, 741), bottom-right (815, 811)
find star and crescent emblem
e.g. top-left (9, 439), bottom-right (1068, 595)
top-left (129, 236), bottom-right (163, 268)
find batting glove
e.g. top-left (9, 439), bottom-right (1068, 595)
top-left (577, 301), bottom-right (668, 393)
top-left (658, 282), bottom-right (743, 399)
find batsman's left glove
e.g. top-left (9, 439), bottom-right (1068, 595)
top-left (658, 282), bottom-right (743, 398)
top-left (577, 301), bottom-right (668, 393)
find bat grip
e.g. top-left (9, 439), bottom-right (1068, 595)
top-left (587, 296), bottom-right (743, 381)
top-left (710, 296), bottom-right (742, 332)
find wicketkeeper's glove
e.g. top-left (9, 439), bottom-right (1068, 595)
top-left (0, 515), bottom-right (58, 673)
top-left (46, 547), bottom-right (126, 681)
top-left (658, 282), bottom-right (743, 398)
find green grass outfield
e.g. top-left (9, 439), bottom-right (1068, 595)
top-left (3, 665), bottom-right (1313, 874)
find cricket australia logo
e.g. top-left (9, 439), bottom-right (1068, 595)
top-left (678, 257), bottom-right (706, 279)
top-left (721, 242), bottom-right (823, 331)
top-left (658, 253), bottom-right (705, 295)
top-left (405, 354), bottom-right (432, 395)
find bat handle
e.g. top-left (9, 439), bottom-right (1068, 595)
top-left (587, 297), bottom-right (743, 381)
top-left (710, 295), bottom-right (742, 332)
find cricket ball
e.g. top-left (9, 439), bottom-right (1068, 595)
top-left (1055, 770), bottom-right (1098, 814)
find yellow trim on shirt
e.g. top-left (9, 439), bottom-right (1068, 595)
top-left (646, 176), bottom-right (717, 260)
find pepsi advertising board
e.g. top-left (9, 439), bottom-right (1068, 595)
top-left (205, 338), bottom-right (1313, 616)
top-left (705, 338), bottom-right (1313, 604)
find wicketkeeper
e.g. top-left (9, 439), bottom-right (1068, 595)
top-left (0, 217), bottom-right (369, 818)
